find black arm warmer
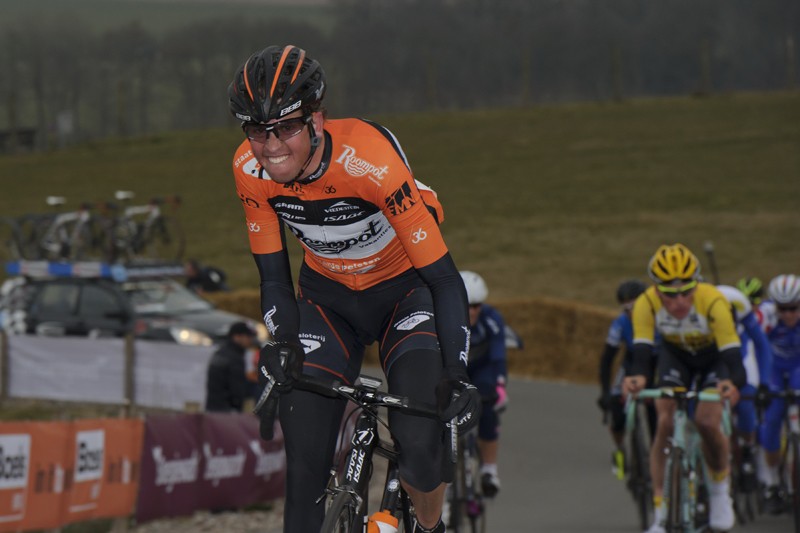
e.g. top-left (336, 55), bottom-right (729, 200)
top-left (599, 343), bottom-right (619, 395)
top-left (252, 250), bottom-right (300, 343)
top-left (719, 346), bottom-right (746, 389)
top-left (415, 253), bottom-right (470, 377)
top-left (629, 343), bottom-right (655, 382)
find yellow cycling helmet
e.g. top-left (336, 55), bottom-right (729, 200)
top-left (647, 243), bottom-right (701, 283)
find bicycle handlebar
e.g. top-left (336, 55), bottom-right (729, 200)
top-left (634, 388), bottom-right (722, 402)
top-left (255, 372), bottom-right (457, 462)
top-left (625, 388), bottom-right (732, 435)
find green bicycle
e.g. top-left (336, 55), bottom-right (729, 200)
top-left (628, 388), bottom-right (731, 533)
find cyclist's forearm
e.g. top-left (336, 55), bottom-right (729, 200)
top-left (253, 251), bottom-right (300, 342)
top-left (742, 314), bottom-right (773, 381)
top-left (599, 343), bottom-right (617, 394)
top-left (719, 346), bottom-right (746, 389)
top-left (416, 253), bottom-right (470, 374)
top-left (628, 343), bottom-right (654, 382)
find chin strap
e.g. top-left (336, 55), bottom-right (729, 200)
top-left (291, 116), bottom-right (321, 183)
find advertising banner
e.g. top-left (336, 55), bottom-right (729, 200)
top-left (135, 413), bottom-right (204, 522)
top-left (0, 419), bottom-right (143, 532)
top-left (0, 422), bottom-right (69, 531)
top-left (61, 419), bottom-right (144, 525)
top-left (136, 413), bottom-right (285, 523)
top-left (198, 414), bottom-right (285, 511)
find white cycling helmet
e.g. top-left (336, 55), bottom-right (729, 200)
top-left (460, 271), bottom-right (488, 305)
top-left (768, 274), bottom-right (800, 305)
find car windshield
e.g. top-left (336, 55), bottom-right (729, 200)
top-left (123, 278), bottom-right (213, 315)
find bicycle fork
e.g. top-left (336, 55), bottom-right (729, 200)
top-left (664, 407), bottom-right (691, 531)
top-left (318, 413), bottom-right (379, 521)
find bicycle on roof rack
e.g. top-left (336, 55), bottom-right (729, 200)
top-left (10, 197), bottom-right (102, 261)
top-left (99, 191), bottom-right (185, 262)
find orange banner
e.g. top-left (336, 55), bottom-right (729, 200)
top-left (0, 418), bottom-right (143, 532)
top-left (61, 419), bottom-right (144, 525)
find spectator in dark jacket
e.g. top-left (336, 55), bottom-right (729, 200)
top-left (205, 322), bottom-right (257, 412)
top-left (185, 259), bottom-right (230, 294)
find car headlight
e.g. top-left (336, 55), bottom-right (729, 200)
top-left (169, 327), bottom-right (213, 347)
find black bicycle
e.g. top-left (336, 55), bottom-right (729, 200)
top-left (256, 372), bottom-right (457, 532)
top-left (751, 385), bottom-right (800, 532)
top-left (446, 426), bottom-right (486, 533)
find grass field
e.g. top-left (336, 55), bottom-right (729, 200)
top-left (1, 91), bottom-right (799, 308)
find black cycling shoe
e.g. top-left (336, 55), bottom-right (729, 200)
top-left (763, 485), bottom-right (785, 515)
top-left (481, 472), bottom-right (501, 498)
top-left (738, 447), bottom-right (758, 493)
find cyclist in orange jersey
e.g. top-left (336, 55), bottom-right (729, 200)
top-left (228, 45), bottom-right (480, 533)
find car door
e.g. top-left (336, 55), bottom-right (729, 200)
top-left (76, 282), bottom-right (132, 337)
top-left (28, 281), bottom-right (82, 335)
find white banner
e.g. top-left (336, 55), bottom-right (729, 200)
top-left (8, 336), bottom-right (126, 404)
top-left (133, 342), bottom-right (213, 410)
top-left (6, 335), bottom-right (214, 410)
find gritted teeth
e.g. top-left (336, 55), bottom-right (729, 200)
top-left (268, 155), bottom-right (289, 164)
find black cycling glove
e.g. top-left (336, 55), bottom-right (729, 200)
top-left (258, 340), bottom-right (305, 393)
top-left (596, 393), bottom-right (613, 413)
top-left (436, 369), bottom-right (482, 432)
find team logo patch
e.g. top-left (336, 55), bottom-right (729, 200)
top-left (336, 145), bottom-right (389, 183)
top-left (385, 182), bottom-right (417, 215)
top-left (394, 311), bottom-right (433, 331)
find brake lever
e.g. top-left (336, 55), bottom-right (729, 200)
top-left (253, 354), bottom-right (285, 414)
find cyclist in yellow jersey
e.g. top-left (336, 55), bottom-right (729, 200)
top-left (623, 244), bottom-right (746, 533)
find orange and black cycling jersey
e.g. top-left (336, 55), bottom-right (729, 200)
top-left (232, 118), bottom-right (470, 374)
top-left (234, 118), bottom-right (447, 291)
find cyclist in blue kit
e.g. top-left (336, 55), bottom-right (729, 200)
top-left (460, 271), bottom-right (509, 498)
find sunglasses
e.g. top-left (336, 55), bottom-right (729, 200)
top-left (469, 304), bottom-right (482, 310)
top-left (657, 280), bottom-right (698, 298)
top-left (242, 116), bottom-right (309, 142)
top-left (777, 304), bottom-right (800, 313)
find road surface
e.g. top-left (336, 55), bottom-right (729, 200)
top-left (486, 377), bottom-right (791, 532)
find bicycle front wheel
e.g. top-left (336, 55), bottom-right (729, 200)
top-left (664, 448), bottom-right (684, 532)
top-left (629, 416), bottom-right (653, 530)
top-left (449, 446), bottom-right (486, 533)
top-left (321, 491), bottom-right (364, 533)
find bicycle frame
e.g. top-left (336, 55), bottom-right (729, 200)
top-left (634, 388), bottom-right (729, 533)
top-left (255, 373), bottom-right (456, 533)
top-left (321, 397), bottom-right (412, 531)
top-left (448, 427), bottom-right (485, 533)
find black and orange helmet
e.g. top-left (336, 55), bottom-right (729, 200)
top-left (228, 45), bottom-right (326, 124)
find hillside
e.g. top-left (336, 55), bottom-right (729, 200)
top-left (1, 91), bottom-right (799, 308)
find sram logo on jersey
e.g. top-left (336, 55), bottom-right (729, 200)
top-left (288, 220), bottom-right (385, 254)
top-left (385, 182), bottom-right (417, 215)
top-left (336, 145), bottom-right (389, 183)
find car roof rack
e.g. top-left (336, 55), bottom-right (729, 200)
top-left (4, 260), bottom-right (185, 282)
